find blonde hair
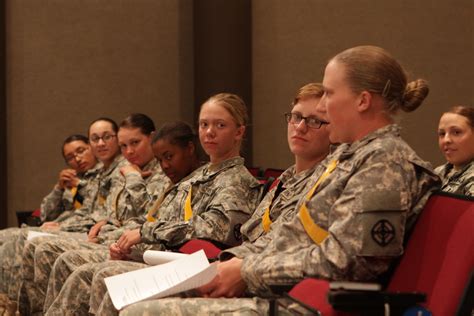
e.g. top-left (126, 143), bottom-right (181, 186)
top-left (202, 93), bottom-right (249, 127)
top-left (332, 45), bottom-right (429, 114)
top-left (292, 83), bottom-right (324, 107)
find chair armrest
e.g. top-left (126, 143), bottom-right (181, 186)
top-left (328, 290), bottom-right (426, 312)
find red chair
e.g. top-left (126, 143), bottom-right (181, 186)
top-left (178, 239), bottom-right (222, 260)
top-left (278, 192), bottom-right (474, 315)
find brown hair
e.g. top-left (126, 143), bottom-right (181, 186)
top-left (120, 113), bottom-right (155, 136)
top-left (292, 82), bottom-right (324, 107)
top-left (201, 93), bottom-right (249, 127)
top-left (332, 45), bottom-right (429, 114)
top-left (444, 105), bottom-right (474, 128)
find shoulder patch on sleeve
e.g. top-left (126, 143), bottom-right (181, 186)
top-left (371, 219), bottom-right (395, 246)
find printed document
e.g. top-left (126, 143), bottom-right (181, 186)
top-left (105, 250), bottom-right (216, 310)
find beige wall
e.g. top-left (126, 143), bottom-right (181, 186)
top-left (6, 0), bottom-right (194, 227)
top-left (5, 0), bottom-right (473, 227)
top-left (251, 0), bottom-right (473, 170)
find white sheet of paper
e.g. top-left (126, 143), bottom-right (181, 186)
top-left (105, 250), bottom-right (216, 310)
top-left (27, 230), bottom-right (57, 240)
top-left (143, 250), bottom-right (189, 265)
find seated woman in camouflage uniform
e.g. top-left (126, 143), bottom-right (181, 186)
top-left (118, 46), bottom-right (440, 315)
top-left (40, 134), bottom-right (98, 228)
top-left (0, 134), bottom-right (97, 245)
top-left (435, 105), bottom-right (474, 196)
top-left (0, 133), bottom-right (97, 300)
top-left (19, 114), bottom-right (171, 315)
top-left (1, 117), bottom-right (123, 311)
top-left (42, 121), bottom-right (202, 313)
top-left (44, 93), bottom-right (261, 316)
top-left (237, 82), bottom-right (331, 246)
top-left (91, 83), bottom-right (332, 315)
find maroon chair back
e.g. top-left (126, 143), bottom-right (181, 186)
top-left (286, 193), bottom-right (474, 315)
top-left (388, 193), bottom-right (474, 315)
top-left (178, 239), bottom-right (222, 259)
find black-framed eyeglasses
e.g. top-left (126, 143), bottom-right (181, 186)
top-left (284, 112), bottom-right (328, 129)
top-left (90, 134), bottom-right (116, 144)
top-left (65, 146), bottom-right (89, 162)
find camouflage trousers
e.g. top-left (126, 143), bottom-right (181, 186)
top-left (45, 260), bottom-right (146, 316)
top-left (3, 227), bottom-right (38, 301)
top-left (0, 227), bottom-right (22, 246)
top-left (18, 233), bottom-right (98, 315)
top-left (43, 248), bottom-right (109, 312)
top-left (118, 296), bottom-right (318, 316)
top-left (119, 297), bottom-right (270, 315)
top-left (0, 227), bottom-right (22, 293)
top-left (0, 240), bottom-right (15, 295)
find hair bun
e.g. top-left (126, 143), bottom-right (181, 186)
top-left (401, 79), bottom-right (429, 112)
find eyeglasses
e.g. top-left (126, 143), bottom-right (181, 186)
top-left (90, 134), bottom-right (116, 144)
top-left (65, 146), bottom-right (89, 163)
top-left (284, 112), bottom-right (328, 129)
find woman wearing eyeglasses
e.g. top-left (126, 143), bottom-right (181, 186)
top-left (0, 134), bottom-right (98, 244)
top-left (19, 114), bottom-right (173, 315)
top-left (3, 117), bottom-right (125, 312)
top-left (43, 121), bottom-right (204, 314)
top-left (118, 46), bottom-right (440, 315)
top-left (44, 93), bottom-right (262, 316)
top-left (0, 134), bottom-right (98, 300)
top-left (235, 83), bottom-right (331, 246)
top-left (40, 134), bottom-right (99, 227)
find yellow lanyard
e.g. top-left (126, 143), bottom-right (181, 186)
top-left (299, 160), bottom-right (338, 245)
top-left (146, 184), bottom-right (174, 222)
top-left (70, 186), bottom-right (82, 210)
top-left (184, 185), bottom-right (193, 222)
top-left (261, 179), bottom-right (282, 233)
top-left (262, 207), bottom-right (272, 233)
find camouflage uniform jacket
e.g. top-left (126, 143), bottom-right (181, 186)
top-left (238, 165), bottom-right (316, 245)
top-left (140, 156), bottom-right (261, 249)
top-left (238, 124), bottom-right (440, 296)
top-left (39, 163), bottom-right (102, 222)
top-left (97, 158), bottom-right (171, 243)
top-left (59, 155), bottom-right (127, 232)
top-left (435, 160), bottom-right (474, 196)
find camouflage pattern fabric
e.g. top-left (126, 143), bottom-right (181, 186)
top-left (21, 158), bottom-right (168, 314)
top-left (116, 125), bottom-right (440, 315)
top-left (0, 228), bottom-right (22, 247)
top-left (96, 158), bottom-right (171, 244)
top-left (43, 248), bottom-right (109, 312)
top-left (238, 125), bottom-right (439, 295)
top-left (40, 162), bottom-right (102, 223)
top-left (140, 157), bottom-right (261, 249)
top-left (44, 260), bottom-right (146, 316)
top-left (12, 156), bottom-right (122, 313)
top-left (435, 160), bottom-right (474, 196)
top-left (45, 157), bottom-right (261, 315)
top-left (119, 297), bottom-right (270, 316)
top-left (240, 165), bottom-right (315, 244)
